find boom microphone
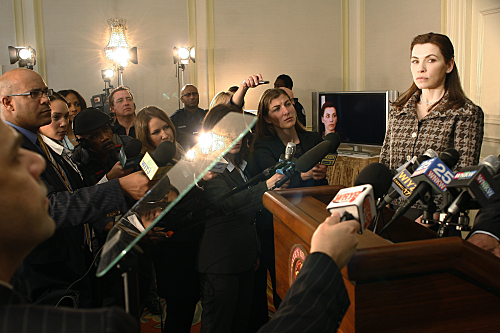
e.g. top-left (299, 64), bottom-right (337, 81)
top-left (140, 141), bottom-right (177, 180)
top-left (273, 140), bottom-right (333, 189)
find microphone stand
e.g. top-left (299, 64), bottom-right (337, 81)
top-left (115, 245), bottom-right (142, 318)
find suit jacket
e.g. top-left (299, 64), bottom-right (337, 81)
top-left (468, 179), bottom-right (500, 239)
top-left (249, 130), bottom-right (328, 189)
top-left (0, 285), bottom-right (138, 333)
top-left (257, 252), bottom-right (350, 333)
top-left (197, 161), bottom-right (268, 274)
top-left (12, 131), bottom-right (129, 307)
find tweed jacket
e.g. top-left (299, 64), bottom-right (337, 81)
top-left (380, 91), bottom-right (484, 172)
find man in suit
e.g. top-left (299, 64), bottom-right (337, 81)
top-left (467, 184), bottom-right (500, 257)
top-left (0, 118), bottom-right (138, 332)
top-left (257, 212), bottom-right (360, 333)
top-left (0, 68), bottom-right (153, 308)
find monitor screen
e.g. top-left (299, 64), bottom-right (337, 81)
top-left (312, 91), bottom-right (398, 148)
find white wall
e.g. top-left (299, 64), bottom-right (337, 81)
top-left (0, 0), bottom-right (18, 74)
top-left (212, 0), bottom-right (343, 119)
top-left (364, 0), bottom-right (442, 93)
top-left (41, 0), bottom-right (191, 115)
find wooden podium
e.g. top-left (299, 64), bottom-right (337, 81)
top-left (263, 185), bottom-right (500, 333)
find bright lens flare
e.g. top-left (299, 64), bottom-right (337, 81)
top-left (186, 149), bottom-right (196, 161)
top-left (19, 48), bottom-right (32, 60)
top-left (178, 47), bottom-right (190, 60)
top-left (104, 69), bottom-right (115, 78)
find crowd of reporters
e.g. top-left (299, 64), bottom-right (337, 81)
top-left (0, 31), bottom-right (499, 333)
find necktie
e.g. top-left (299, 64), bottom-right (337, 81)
top-left (37, 134), bottom-right (93, 249)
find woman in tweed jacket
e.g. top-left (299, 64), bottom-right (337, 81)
top-left (380, 32), bottom-right (484, 172)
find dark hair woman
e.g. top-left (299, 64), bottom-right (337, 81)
top-left (197, 103), bottom-right (285, 333)
top-left (58, 89), bottom-right (87, 150)
top-left (380, 32), bottom-right (484, 171)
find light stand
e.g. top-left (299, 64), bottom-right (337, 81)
top-left (173, 46), bottom-right (195, 109)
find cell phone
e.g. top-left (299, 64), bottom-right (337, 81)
top-left (258, 80), bottom-right (270, 84)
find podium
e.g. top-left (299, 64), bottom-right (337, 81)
top-left (263, 185), bottom-right (500, 333)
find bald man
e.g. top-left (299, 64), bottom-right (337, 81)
top-left (170, 84), bottom-right (207, 150)
top-left (0, 68), bottom-right (152, 307)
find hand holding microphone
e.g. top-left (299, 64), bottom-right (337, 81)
top-left (273, 140), bottom-right (333, 189)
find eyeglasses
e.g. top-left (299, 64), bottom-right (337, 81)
top-left (182, 92), bottom-right (199, 98)
top-left (7, 89), bottom-right (54, 99)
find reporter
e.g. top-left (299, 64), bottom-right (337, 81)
top-left (198, 104), bottom-right (285, 333)
top-left (0, 118), bottom-right (138, 332)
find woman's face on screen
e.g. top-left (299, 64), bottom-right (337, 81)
top-left (322, 107), bottom-right (338, 134)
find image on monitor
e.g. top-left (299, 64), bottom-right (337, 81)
top-left (312, 91), bottom-right (398, 149)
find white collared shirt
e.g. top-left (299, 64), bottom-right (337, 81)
top-left (40, 134), bottom-right (83, 180)
top-left (227, 159), bottom-right (248, 182)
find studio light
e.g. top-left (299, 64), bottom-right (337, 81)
top-left (8, 46), bottom-right (36, 69)
top-left (173, 46), bottom-right (196, 66)
top-left (173, 45), bottom-right (196, 108)
top-left (101, 69), bottom-right (115, 80)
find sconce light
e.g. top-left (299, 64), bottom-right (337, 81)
top-left (104, 18), bottom-right (138, 86)
top-left (8, 46), bottom-right (36, 69)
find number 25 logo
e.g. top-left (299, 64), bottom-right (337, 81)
top-left (432, 163), bottom-right (454, 184)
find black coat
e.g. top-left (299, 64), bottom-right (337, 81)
top-left (12, 132), bottom-right (128, 307)
top-left (248, 130), bottom-right (328, 189)
top-left (197, 162), bottom-right (268, 274)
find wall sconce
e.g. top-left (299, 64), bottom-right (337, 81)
top-left (8, 46), bottom-right (36, 69)
top-left (104, 18), bottom-right (138, 86)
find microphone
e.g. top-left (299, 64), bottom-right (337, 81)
top-left (285, 142), bottom-right (297, 160)
top-left (380, 148), bottom-right (459, 231)
top-left (118, 138), bottom-right (144, 169)
top-left (273, 140), bottom-right (333, 189)
top-left (276, 142), bottom-right (297, 175)
top-left (326, 163), bottom-right (393, 233)
top-left (140, 141), bottom-right (177, 180)
top-left (377, 149), bottom-right (438, 211)
top-left (321, 132), bottom-right (341, 166)
top-left (444, 155), bottom-right (500, 221)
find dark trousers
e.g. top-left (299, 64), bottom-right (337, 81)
top-left (200, 269), bottom-right (254, 333)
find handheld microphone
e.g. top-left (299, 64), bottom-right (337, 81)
top-left (382, 148), bottom-right (459, 229)
top-left (377, 149), bottom-right (438, 211)
top-left (277, 142), bottom-right (297, 175)
top-left (285, 142), bottom-right (296, 160)
top-left (327, 163), bottom-right (393, 233)
top-left (445, 155), bottom-right (500, 220)
top-left (118, 138), bottom-right (144, 169)
top-left (321, 132), bottom-right (341, 166)
top-left (273, 140), bottom-right (333, 189)
top-left (140, 141), bottom-right (177, 180)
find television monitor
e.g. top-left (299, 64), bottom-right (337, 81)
top-left (312, 90), bottom-right (398, 152)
